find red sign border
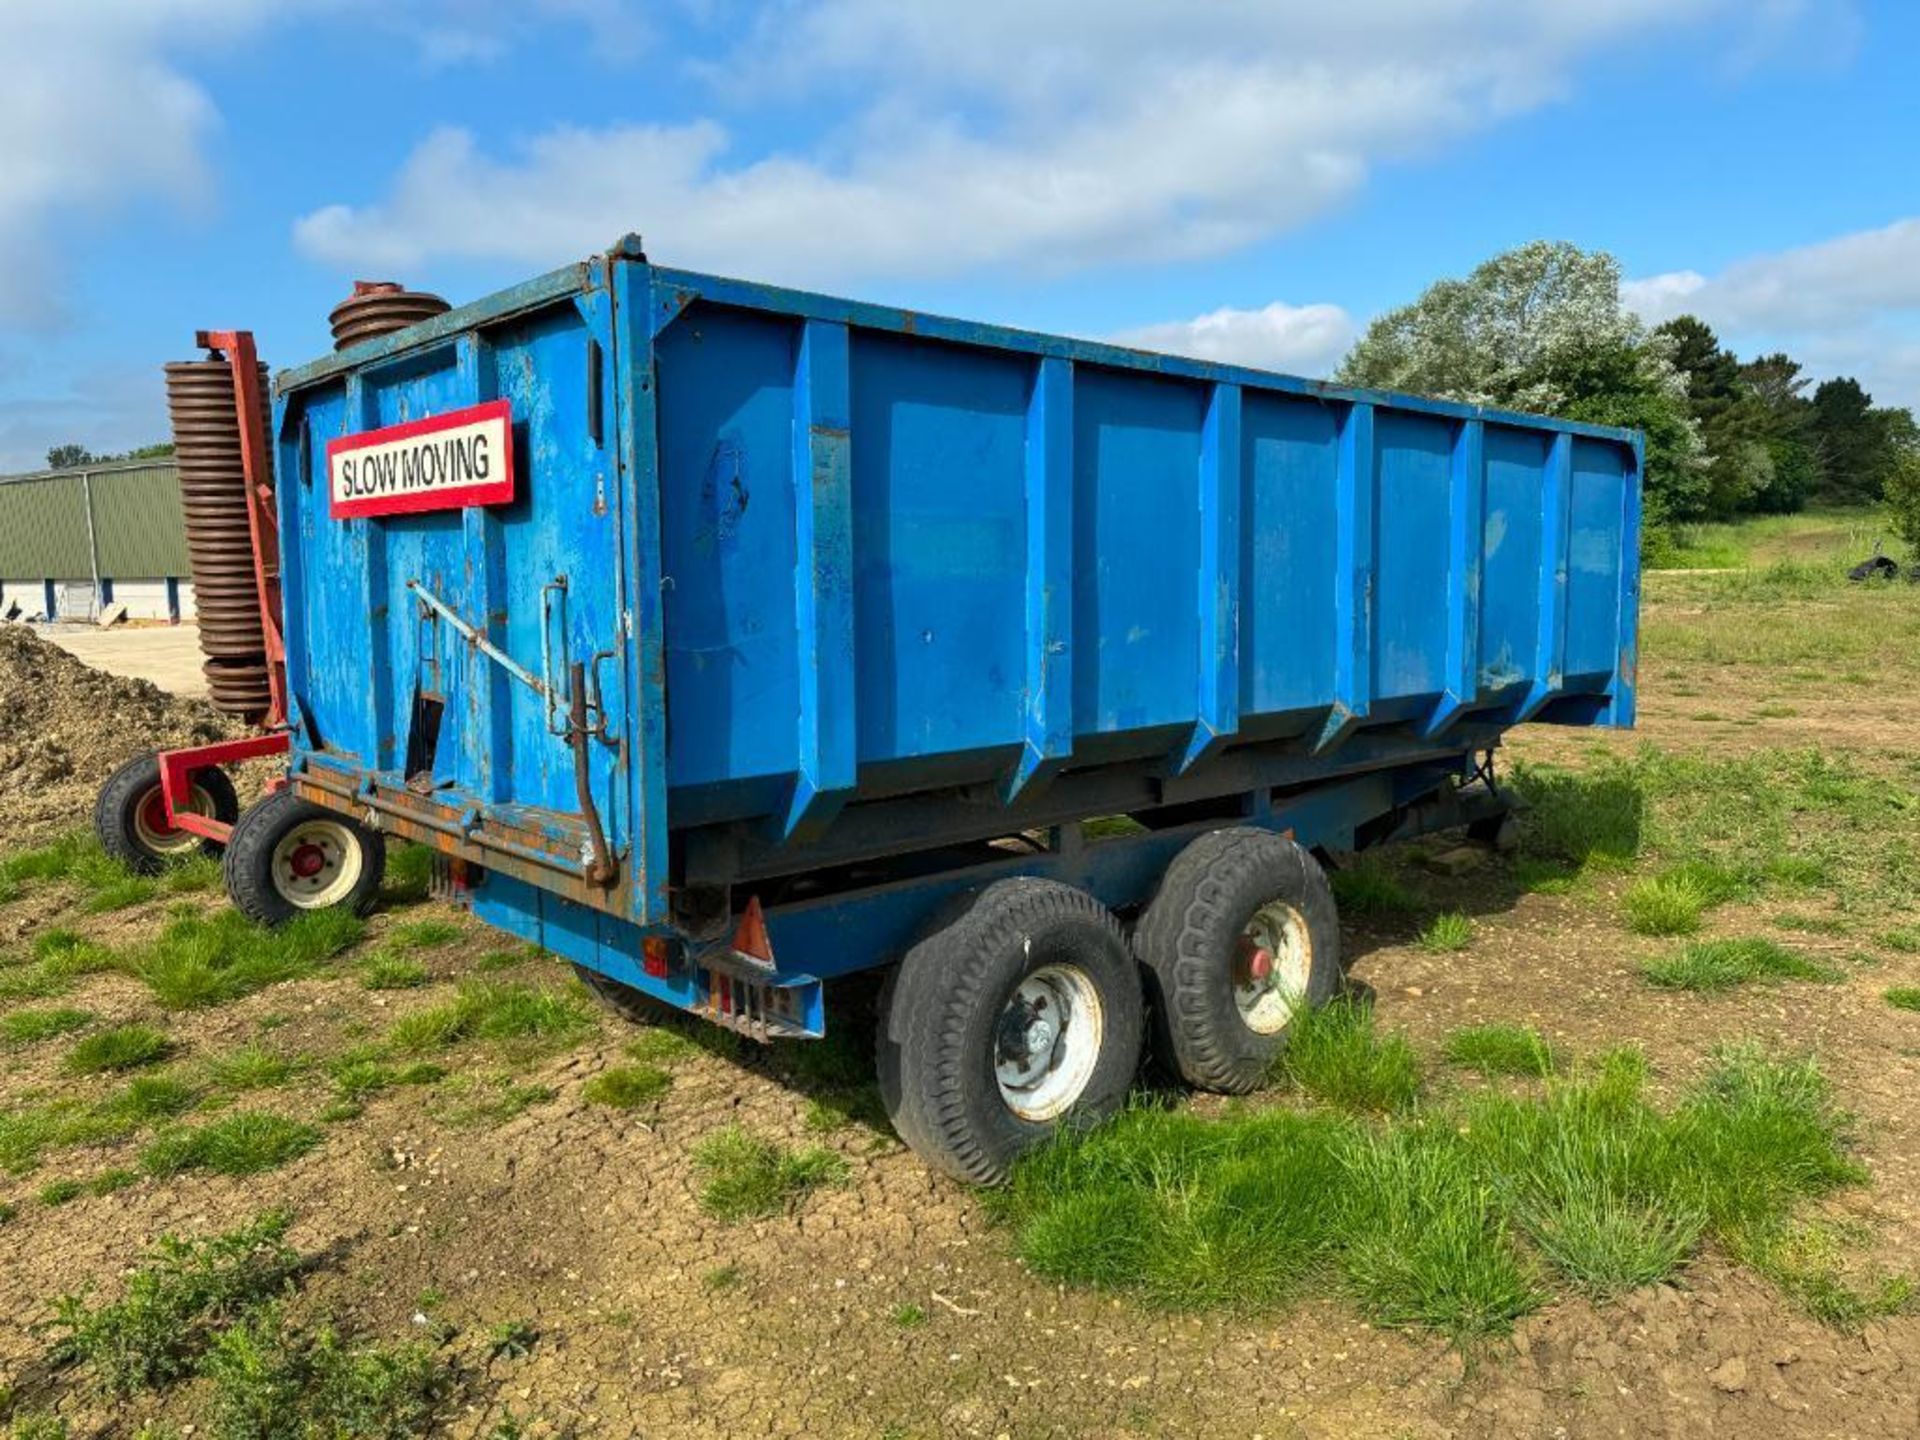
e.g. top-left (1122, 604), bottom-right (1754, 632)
top-left (326, 399), bottom-right (516, 520)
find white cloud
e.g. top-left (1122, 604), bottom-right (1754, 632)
top-left (1625, 216), bottom-right (1920, 409)
top-left (1626, 217), bottom-right (1920, 331)
top-left (295, 0), bottom-right (1794, 287)
top-left (0, 1), bottom-right (277, 327)
top-left (1109, 303), bottom-right (1356, 377)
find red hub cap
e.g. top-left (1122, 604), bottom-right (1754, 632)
top-left (140, 792), bottom-right (178, 836)
top-left (288, 842), bottom-right (326, 879)
top-left (1247, 945), bottom-right (1273, 981)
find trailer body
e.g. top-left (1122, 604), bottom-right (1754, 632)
top-left (270, 237), bottom-right (1640, 1038)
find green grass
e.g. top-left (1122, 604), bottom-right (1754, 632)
top-left (326, 1055), bottom-right (443, 1103)
top-left (203, 1307), bottom-right (449, 1439)
top-left (387, 980), bottom-right (595, 1056)
top-left (65, 1024), bottom-right (173, 1075)
top-left (141, 1113), bottom-right (322, 1178)
top-left (1884, 988), bottom-right (1920, 1012)
top-left (1327, 860), bottom-right (1421, 917)
top-left (1621, 858), bottom-right (1756, 937)
top-left (1443, 1024), bottom-right (1558, 1078)
top-left (1, 1007), bottom-right (94, 1045)
top-left (1417, 912), bottom-right (1473, 953)
top-left (0, 930), bottom-right (119, 1002)
top-left (1280, 999), bottom-right (1420, 1113)
top-left (205, 1045), bottom-right (299, 1092)
top-left (38, 1177), bottom-right (83, 1207)
top-left (582, 1064), bottom-right (671, 1109)
top-left (359, 956), bottom-right (430, 991)
top-left (381, 843), bottom-right (434, 905)
top-left (1641, 938), bottom-right (1840, 992)
top-left (434, 1078), bottom-right (554, 1130)
top-left (624, 1026), bottom-right (702, 1066)
top-left (995, 1035), bottom-right (1872, 1342)
top-left (692, 1126), bottom-right (849, 1221)
top-left (46, 1210), bottom-right (300, 1393)
top-left (130, 908), bottom-right (364, 1009)
top-left (890, 1303), bottom-right (926, 1328)
top-left (1507, 757), bottom-right (1645, 873)
top-left (385, 918), bottom-right (462, 952)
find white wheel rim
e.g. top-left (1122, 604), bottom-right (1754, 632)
top-left (269, 819), bottom-right (363, 909)
top-left (994, 963), bottom-right (1104, 1122)
top-left (1236, 901), bottom-right (1313, 1035)
top-left (133, 783), bottom-right (214, 857)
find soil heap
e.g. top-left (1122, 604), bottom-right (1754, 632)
top-left (0, 626), bottom-right (239, 847)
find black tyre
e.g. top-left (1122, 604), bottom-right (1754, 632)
top-left (877, 878), bottom-right (1143, 1185)
top-left (94, 750), bottom-right (239, 875)
top-left (572, 964), bottom-right (678, 1025)
top-left (1136, 828), bottom-right (1341, 1094)
top-left (223, 789), bottom-right (386, 927)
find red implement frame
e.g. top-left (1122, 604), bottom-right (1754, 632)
top-left (158, 330), bottom-right (291, 844)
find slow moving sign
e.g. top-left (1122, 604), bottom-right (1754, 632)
top-left (327, 399), bottom-right (515, 519)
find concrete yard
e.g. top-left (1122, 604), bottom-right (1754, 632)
top-left (30, 621), bottom-right (208, 699)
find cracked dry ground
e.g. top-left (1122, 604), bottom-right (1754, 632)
top-left (3, 567), bottom-right (1920, 1439)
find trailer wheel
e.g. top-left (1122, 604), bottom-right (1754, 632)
top-left (1136, 828), bottom-right (1340, 1094)
top-left (223, 790), bottom-right (386, 927)
top-left (877, 878), bottom-right (1142, 1185)
top-left (94, 751), bottom-right (239, 875)
top-left (571, 964), bottom-right (678, 1025)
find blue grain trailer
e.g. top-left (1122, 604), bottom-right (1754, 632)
top-left (148, 237), bottom-right (1643, 1180)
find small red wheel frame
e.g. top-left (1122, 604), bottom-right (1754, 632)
top-left (157, 733), bottom-right (290, 845)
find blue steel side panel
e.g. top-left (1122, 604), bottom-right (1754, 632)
top-left (1565, 437), bottom-right (1629, 681)
top-left (1371, 411), bottom-right (1453, 714)
top-left (656, 306), bottom-right (802, 792)
top-left (1070, 369), bottom-right (1204, 737)
top-left (1478, 425), bottom-right (1550, 697)
top-left (849, 331), bottom-right (1029, 764)
top-left (1240, 393), bottom-right (1339, 721)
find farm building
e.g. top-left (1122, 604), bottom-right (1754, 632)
top-left (0, 459), bottom-right (194, 622)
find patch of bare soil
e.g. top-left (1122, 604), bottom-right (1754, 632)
top-left (0, 625), bottom-right (237, 845)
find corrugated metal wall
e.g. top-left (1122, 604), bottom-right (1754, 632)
top-left (0, 460), bottom-right (190, 582)
top-left (0, 473), bottom-right (92, 576)
top-left (91, 463), bottom-right (189, 576)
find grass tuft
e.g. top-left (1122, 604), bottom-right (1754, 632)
top-left (1885, 987), bottom-right (1920, 1012)
top-left (1327, 860), bottom-right (1421, 917)
top-left (359, 956), bottom-right (430, 991)
top-left (206, 1045), bottom-right (299, 1092)
top-left (2, 1007), bottom-right (94, 1046)
top-left (387, 980), bottom-right (595, 1056)
top-left (66, 1024), bottom-right (173, 1075)
top-left (1418, 912), bottom-right (1473, 953)
top-left (692, 1126), bottom-right (849, 1221)
top-left (1443, 1023), bottom-right (1558, 1078)
top-left (1641, 938), bottom-right (1840, 992)
top-left (1281, 999), bottom-right (1420, 1113)
top-left (141, 1113), bottom-right (322, 1178)
top-left (131, 908), bottom-right (363, 1010)
top-left (203, 1306), bottom-right (449, 1439)
top-left (583, 1065), bottom-right (671, 1109)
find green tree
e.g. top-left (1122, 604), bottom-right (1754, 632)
top-left (1338, 241), bottom-right (1705, 524)
top-left (1739, 353), bottom-right (1817, 514)
top-left (1657, 316), bottom-right (1773, 519)
top-left (44, 443), bottom-right (95, 470)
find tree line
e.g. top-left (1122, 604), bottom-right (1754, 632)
top-left (1337, 240), bottom-right (1919, 546)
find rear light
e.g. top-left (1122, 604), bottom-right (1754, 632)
top-left (642, 936), bottom-right (673, 978)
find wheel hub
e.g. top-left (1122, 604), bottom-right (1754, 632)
top-left (268, 819), bottom-right (363, 909)
top-left (1234, 902), bottom-right (1312, 1035)
top-left (994, 965), bottom-right (1105, 1122)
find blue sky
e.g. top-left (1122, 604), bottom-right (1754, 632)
top-left (1, 0), bottom-right (1914, 472)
